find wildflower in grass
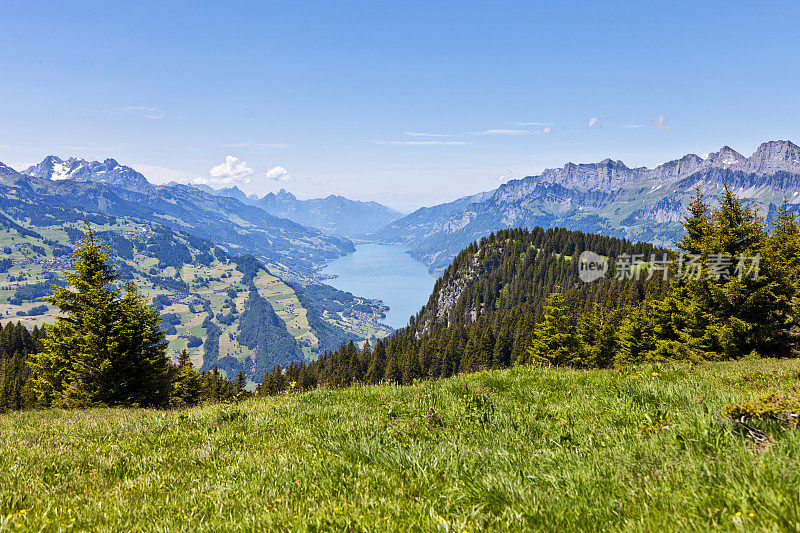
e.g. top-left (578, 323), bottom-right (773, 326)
top-left (749, 512), bottom-right (755, 517)
top-left (652, 372), bottom-right (660, 376)
top-left (735, 512), bottom-right (742, 517)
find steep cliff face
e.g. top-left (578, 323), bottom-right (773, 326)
top-left (372, 140), bottom-right (800, 271)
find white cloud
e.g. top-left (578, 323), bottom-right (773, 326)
top-left (266, 166), bottom-right (292, 182)
top-left (125, 106), bottom-right (164, 120)
top-left (372, 140), bottom-right (469, 145)
top-left (621, 124), bottom-right (646, 129)
top-left (514, 122), bottom-right (555, 127)
top-left (479, 129), bottom-right (532, 135)
top-left (541, 126), bottom-right (553, 134)
top-left (650, 114), bottom-right (673, 131)
top-left (208, 155), bottom-right (254, 185)
top-left (588, 117), bottom-right (603, 129)
top-left (0, 143), bottom-right (42, 153)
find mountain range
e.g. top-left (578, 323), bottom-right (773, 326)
top-left (2, 156), bottom-right (354, 280)
top-left (373, 140), bottom-right (800, 271)
top-left (25, 155), bottom-right (153, 192)
top-left (209, 186), bottom-right (401, 238)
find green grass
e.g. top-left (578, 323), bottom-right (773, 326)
top-left (2, 359), bottom-right (800, 531)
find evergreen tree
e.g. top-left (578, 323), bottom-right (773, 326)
top-left (525, 291), bottom-right (580, 366)
top-left (171, 349), bottom-right (202, 407)
top-left (365, 339), bottom-right (386, 384)
top-left (114, 281), bottom-right (171, 406)
top-left (33, 226), bottom-right (122, 407)
top-left (32, 225), bottom-right (170, 408)
top-left (674, 186), bottom-right (712, 255)
top-left (234, 371), bottom-right (247, 398)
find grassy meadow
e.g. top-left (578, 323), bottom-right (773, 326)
top-left (1, 358), bottom-right (799, 532)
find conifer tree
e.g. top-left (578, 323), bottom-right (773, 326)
top-left (114, 281), bottom-right (171, 406)
top-left (171, 349), bottom-right (202, 407)
top-left (33, 226), bottom-right (121, 407)
top-left (365, 339), bottom-right (386, 384)
top-left (233, 371), bottom-right (247, 398)
top-left (525, 291), bottom-right (579, 366)
top-left (674, 186), bottom-right (712, 255)
top-left (383, 351), bottom-right (401, 384)
top-left (32, 225), bottom-right (170, 408)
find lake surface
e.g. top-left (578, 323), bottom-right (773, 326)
top-left (321, 244), bottom-right (437, 329)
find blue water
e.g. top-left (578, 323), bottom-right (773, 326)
top-left (321, 244), bottom-right (437, 329)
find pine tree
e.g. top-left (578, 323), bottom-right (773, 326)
top-left (234, 371), bottom-right (247, 398)
top-left (674, 186), bottom-right (712, 255)
top-left (32, 225), bottom-right (170, 408)
top-left (171, 349), bottom-right (202, 407)
top-left (576, 309), bottom-right (616, 368)
top-left (33, 226), bottom-right (122, 407)
top-left (525, 291), bottom-right (579, 366)
top-left (365, 340), bottom-right (386, 384)
top-left (383, 352), bottom-right (401, 384)
top-left (754, 201), bottom-right (800, 356)
top-left (114, 281), bottom-right (170, 407)
top-left (615, 302), bottom-right (659, 365)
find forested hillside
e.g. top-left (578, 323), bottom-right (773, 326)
top-left (0, 217), bottom-right (387, 385)
top-left (257, 225), bottom-right (671, 392)
top-left (258, 184), bottom-right (800, 395)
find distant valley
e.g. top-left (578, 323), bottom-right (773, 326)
top-left (3, 140), bottom-right (799, 382)
top-left (0, 156), bottom-right (397, 384)
top-left (209, 186), bottom-right (402, 238)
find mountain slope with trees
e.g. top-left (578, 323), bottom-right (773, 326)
top-left (0, 215), bottom-right (380, 385)
top-left (260, 184), bottom-right (800, 395)
top-left (259, 226), bottom-right (671, 391)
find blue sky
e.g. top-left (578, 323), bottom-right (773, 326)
top-left (1, 1), bottom-right (799, 211)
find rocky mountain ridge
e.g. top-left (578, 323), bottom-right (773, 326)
top-left (373, 140), bottom-right (800, 271)
top-left (209, 186), bottom-right (401, 238)
top-left (25, 155), bottom-right (153, 192)
top-left (1, 159), bottom-right (354, 280)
